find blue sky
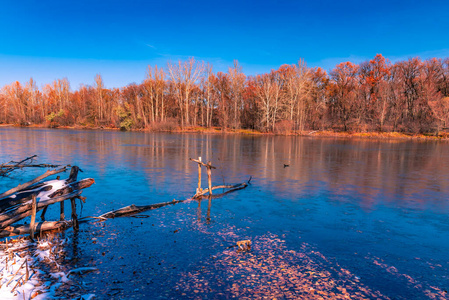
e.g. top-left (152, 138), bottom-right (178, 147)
top-left (1, 0), bottom-right (448, 89)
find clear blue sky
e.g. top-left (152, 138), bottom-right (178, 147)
top-left (1, 0), bottom-right (448, 89)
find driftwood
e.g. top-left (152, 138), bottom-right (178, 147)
top-left (0, 167), bottom-right (67, 199)
top-left (0, 182), bottom-right (94, 229)
top-left (98, 199), bottom-right (185, 219)
top-left (0, 157), bottom-right (248, 237)
top-left (97, 178), bottom-right (251, 220)
top-left (193, 180), bottom-right (250, 199)
top-left (0, 155), bottom-right (61, 177)
top-left (0, 166), bottom-right (94, 237)
top-left (0, 221), bottom-right (72, 238)
top-left (0, 178), bottom-right (91, 212)
top-left (189, 157), bottom-right (251, 198)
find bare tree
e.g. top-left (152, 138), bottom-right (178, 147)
top-left (201, 63), bottom-right (215, 128)
top-left (228, 60), bottom-right (245, 129)
top-left (253, 72), bottom-right (281, 131)
top-left (95, 74), bottom-right (105, 123)
top-left (167, 58), bottom-right (204, 127)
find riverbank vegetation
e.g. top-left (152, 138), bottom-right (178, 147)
top-left (1, 55), bottom-right (449, 136)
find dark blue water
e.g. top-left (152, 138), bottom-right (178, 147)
top-left (1, 128), bottom-right (448, 299)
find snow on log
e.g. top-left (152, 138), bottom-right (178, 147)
top-left (0, 166), bottom-right (94, 235)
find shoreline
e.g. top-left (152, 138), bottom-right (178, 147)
top-left (1, 123), bottom-right (448, 141)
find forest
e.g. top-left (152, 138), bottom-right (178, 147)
top-left (1, 54), bottom-right (449, 135)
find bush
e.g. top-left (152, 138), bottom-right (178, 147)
top-left (45, 109), bottom-right (66, 128)
top-left (148, 118), bottom-right (179, 132)
top-left (115, 103), bottom-right (133, 131)
top-left (274, 120), bottom-right (294, 135)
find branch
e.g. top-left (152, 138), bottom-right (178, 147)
top-left (0, 167), bottom-right (67, 199)
top-left (0, 221), bottom-right (72, 238)
top-left (193, 182), bottom-right (248, 198)
top-left (98, 199), bottom-right (185, 219)
top-left (0, 190), bottom-right (83, 228)
top-left (189, 158), bottom-right (216, 169)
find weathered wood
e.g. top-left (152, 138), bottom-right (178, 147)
top-left (207, 162), bottom-right (213, 195)
top-left (71, 198), bottom-right (78, 230)
top-left (60, 201), bottom-right (65, 221)
top-left (0, 155), bottom-right (37, 176)
top-left (197, 157), bottom-right (202, 195)
top-left (189, 158), bottom-right (216, 169)
top-left (0, 190), bottom-right (83, 228)
top-left (40, 206), bottom-right (48, 221)
top-left (0, 155), bottom-right (61, 177)
top-left (98, 199), bottom-right (185, 219)
top-left (1, 163), bottom-right (61, 169)
top-left (193, 182), bottom-right (249, 198)
top-left (0, 167), bottom-right (67, 199)
top-left (67, 166), bottom-right (81, 183)
top-left (0, 221), bottom-right (72, 238)
top-left (0, 165), bottom-right (93, 230)
top-left (0, 178), bottom-right (95, 214)
top-left (29, 194), bottom-right (37, 240)
top-left (99, 178), bottom-right (251, 221)
top-left (0, 186), bottom-right (52, 210)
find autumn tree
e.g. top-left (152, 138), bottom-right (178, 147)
top-left (278, 59), bottom-right (312, 132)
top-left (329, 62), bottom-right (360, 131)
top-left (309, 67), bottom-right (329, 130)
top-left (252, 71), bottom-right (282, 131)
top-left (359, 54), bottom-right (392, 131)
top-left (167, 58), bottom-right (204, 127)
top-left (94, 74), bottom-right (106, 124)
top-left (2, 81), bottom-right (29, 125)
top-left (228, 60), bottom-right (246, 129)
top-left (201, 63), bottom-right (215, 128)
top-left (210, 72), bottom-right (231, 129)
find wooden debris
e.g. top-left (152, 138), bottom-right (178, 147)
top-left (193, 182), bottom-right (249, 198)
top-left (98, 158), bottom-right (251, 221)
top-left (0, 166), bottom-right (94, 238)
top-left (190, 157), bottom-right (250, 198)
top-left (0, 155), bottom-right (62, 177)
top-left (0, 167), bottom-right (67, 199)
top-left (97, 200), bottom-right (185, 219)
top-left (70, 198), bottom-right (79, 230)
top-left (236, 240), bottom-right (252, 252)
top-left (29, 194), bottom-right (37, 240)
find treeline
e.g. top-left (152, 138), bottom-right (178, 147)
top-left (1, 54), bottom-right (449, 134)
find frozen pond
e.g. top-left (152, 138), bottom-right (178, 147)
top-left (1, 128), bottom-right (448, 299)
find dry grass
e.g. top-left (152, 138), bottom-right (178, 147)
top-left (3, 123), bottom-right (449, 141)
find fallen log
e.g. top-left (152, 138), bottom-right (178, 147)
top-left (98, 199), bottom-right (185, 219)
top-left (0, 190), bottom-right (83, 228)
top-left (0, 167), bottom-right (67, 199)
top-left (0, 165), bottom-right (94, 230)
top-left (0, 221), bottom-right (72, 238)
top-left (0, 178), bottom-right (94, 215)
top-left (97, 179), bottom-right (251, 220)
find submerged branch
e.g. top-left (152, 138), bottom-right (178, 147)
top-left (97, 178), bottom-right (251, 220)
top-left (98, 199), bottom-right (185, 219)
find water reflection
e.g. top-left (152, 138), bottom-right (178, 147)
top-left (1, 128), bottom-right (449, 299)
top-left (6, 129), bottom-right (449, 211)
top-left (196, 195), bottom-right (213, 223)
